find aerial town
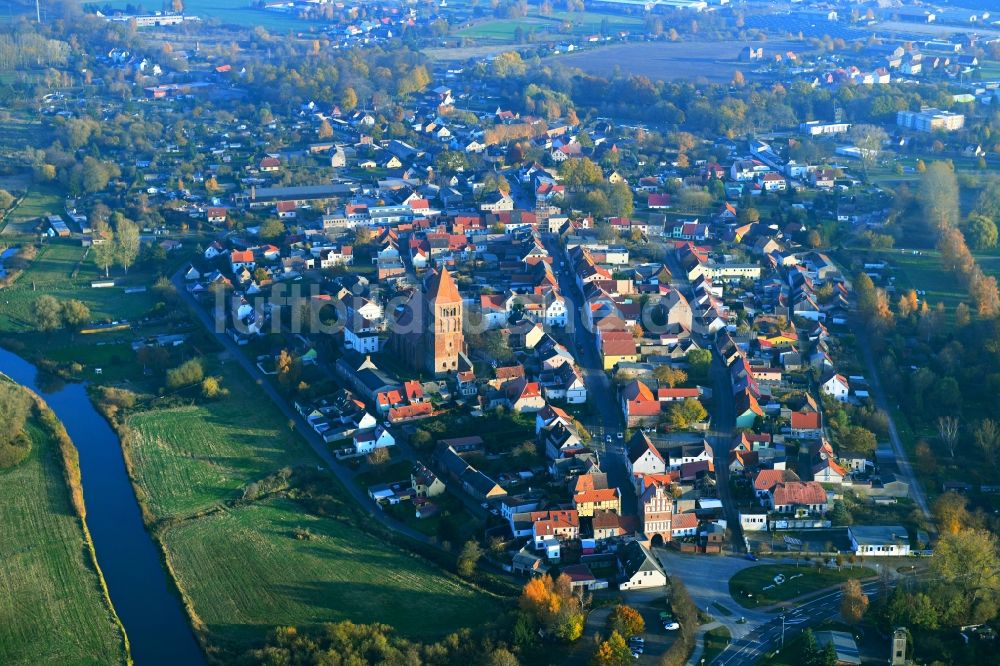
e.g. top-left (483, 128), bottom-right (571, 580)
top-left (2, 1), bottom-right (1000, 665)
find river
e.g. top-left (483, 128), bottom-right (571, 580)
top-left (0, 347), bottom-right (205, 666)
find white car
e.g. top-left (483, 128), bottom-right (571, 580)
top-left (616, 432), bottom-right (623, 439)
top-left (664, 622), bottom-right (680, 631)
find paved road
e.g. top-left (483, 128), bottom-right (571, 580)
top-left (856, 328), bottom-right (932, 522)
top-left (711, 578), bottom-right (883, 665)
top-left (707, 348), bottom-right (744, 553)
top-left (170, 267), bottom-right (435, 546)
top-left (545, 236), bottom-right (634, 516)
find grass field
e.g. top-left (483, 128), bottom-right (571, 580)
top-left (456, 10), bottom-right (643, 43)
top-left (163, 496), bottom-right (498, 657)
top-left (729, 564), bottom-right (873, 608)
top-left (6, 182), bottom-right (64, 224)
top-left (124, 365), bottom-right (313, 522)
top-left (0, 242), bottom-right (158, 332)
top-left (0, 408), bottom-right (127, 665)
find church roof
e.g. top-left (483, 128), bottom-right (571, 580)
top-left (426, 267), bottom-right (461, 304)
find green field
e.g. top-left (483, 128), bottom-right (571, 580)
top-left (729, 565), bottom-right (873, 608)
top-left (124, 366), bottom-right (313, 522)
top-left (0, 241), bottom-right (158, 332)
top-left (163, 496), bottom-right (498, 656)
top-left (6, 182), bottom-right (64, 223)
top-left (0, 406), bottom-right (127, 665)
top-left (457, 10), bottom-right (644, 43)
top-left (121, 361), bottom-right (499, 657)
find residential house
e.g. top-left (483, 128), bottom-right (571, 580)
top-left (770, 481), bottom-right (829, 513)
top-left (618, 541), bottom-right (667, 591)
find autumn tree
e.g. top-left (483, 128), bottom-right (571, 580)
top-left (653, 366), bottom-right (687, 388)
top-left (974, 419), bottom-right (1000, 465)
top-left (591, 631), bottom-right (631, 666)
top-left (457, 539), bottom-right (482, 577)
top-left (966, 213), bottom-right (999, 250)
top-left (166, 358), bottom-right (204, 389)
top-left (33, 295), bottom-right (63, 331)
top-left (317, 119), bottom-right (333, 139)
top-left (519, 574), bottom-right (585, 642)
top-left (608, 604), bottom-right (645, 638)
top-left (276, 350), bottom-right (301, 389)
top-left (920, 161), bottom-right (959, 230)
top-left (840, 579), bottom-right (869, 624)
top-left (92, 219), bottom-right (116, 277)
top-left (115, 218), bottom-right (140, 274)
top-left (931, 529), bottom-right (1000, 612)
top-left (933, 491), bottom-right (969, 536)
top-left (667, 398), bottom-right (708, 430)
top-left (61, 299), bottom-right (91, 330)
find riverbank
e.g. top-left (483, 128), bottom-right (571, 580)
top-left (0, 348), bottom-right (206, 666)
top-left (0, 379), bottom-right (129, 665)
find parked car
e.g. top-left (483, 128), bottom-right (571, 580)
top-left (664, 622), bottom-right (680, 631)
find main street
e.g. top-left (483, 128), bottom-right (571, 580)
top-left (544, 235), bottom-right (635, 516)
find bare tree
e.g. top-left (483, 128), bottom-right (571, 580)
top-left (938, 416), bottom-right (960, 458)
top-left (849, 124), bottom-right (888, 176)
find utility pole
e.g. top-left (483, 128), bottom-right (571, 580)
top-left (780, 613), bottom-right (785, 651)
top-left (35, 0), bottom-right (40, 23)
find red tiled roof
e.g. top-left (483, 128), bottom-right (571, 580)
top-left (772, 481), bottom-right (827, 507)
top-left (754, 469), bottom-right (800, 492)
top-left (791, 411), bottom-right (821, 430)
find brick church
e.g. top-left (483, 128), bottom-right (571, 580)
top-left (389, 267), bottom-right (469, 376)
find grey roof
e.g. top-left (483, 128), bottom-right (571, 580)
top-left (619, 541), bottom-right (665, 579)
top-left (850, 525), bottom-right (910, 547)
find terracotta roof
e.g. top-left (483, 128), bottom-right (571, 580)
top-left (672, 512), bottom-right (699, 530)
top-left (231, 250), bottom-right (254, 263)
top-left (791, 411), bottom-right (821, 430)
top-left (754, 469), bottom-right (800, 492)
top-left (574, 488), bottom-right (620, 504)
top-left (657, 387), bottom-right (700, 401)
top-left (623, 380), bottom-right (655, 403)
top-left (772, 481), bottom-right (827, 507)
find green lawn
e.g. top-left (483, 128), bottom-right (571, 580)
top-left (124, 366), bottom-right (313, 522)
top-left (0, 407), bottom-right (127, 665)
top-left (162, 496), bottom-right (499, 658)
top-left (8, 182), bottom-right (64, 222)
top-left (729, 565), bottom-right (873, 608)
top-left (0, 241), bottom-right (158, 332)
top-left (702, 625), bottom-right (732, 665)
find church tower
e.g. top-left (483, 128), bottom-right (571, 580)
top-left (424, 268), bottom-right (464, 375)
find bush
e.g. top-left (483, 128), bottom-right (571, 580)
top-left (0, 431), bottom-right (31, 469)
top-left (165, 358), bottom-right (204, 389)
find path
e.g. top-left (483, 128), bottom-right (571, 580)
top-left (857, 328), bottom-right (932, 521)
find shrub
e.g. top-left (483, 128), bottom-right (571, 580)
top-left (165, 358), bottom-right (204, 389)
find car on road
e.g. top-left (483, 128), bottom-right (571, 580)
top-left (605, 435), bottom-right (612, 443)
top-left (629, 637), bottom-right (644, 645)
top-left (664, 622), bottom-right (680, 631)
top-left (616, 432), bottom-right (623, 439)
